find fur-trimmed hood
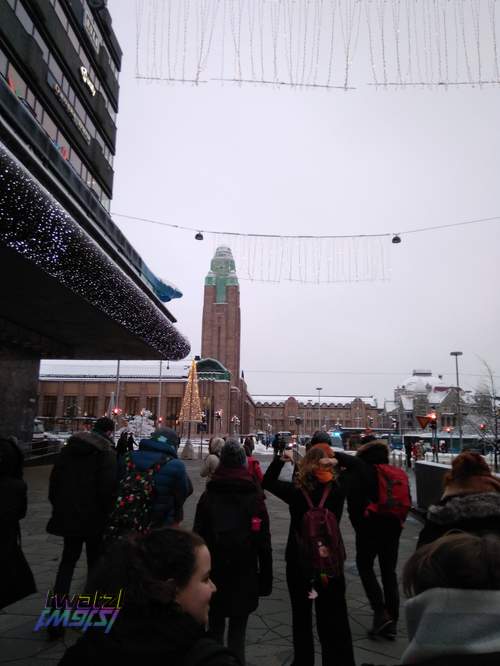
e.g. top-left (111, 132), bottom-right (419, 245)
top-left (427, 492), bottom-right (500, 526)
top-left (356, 439), bottom-right (389, 465)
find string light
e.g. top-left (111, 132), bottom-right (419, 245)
top-left (0, 144), bottom-right (190, 360)
top-left (136, 0), bottom-right (500, 90)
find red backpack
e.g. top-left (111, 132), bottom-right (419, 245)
top-left (297, 484), bottom-right (346, 581)
top-left (365, 464), bottom-right (411, 525)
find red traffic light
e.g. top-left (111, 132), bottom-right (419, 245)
top-left (158, 416), bottom-right (163, 423)
top-left (480, 423), bottom-right (486, 431)
top-left (445, 427), bottom-right (451, 433)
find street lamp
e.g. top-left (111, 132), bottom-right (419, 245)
top-left (316, 387), bottom-right (322, 432)
top-left (450, 351), bottom-right (463, 450)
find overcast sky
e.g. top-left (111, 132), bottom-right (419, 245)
top-left (101, 0), bottom-right (500, 405)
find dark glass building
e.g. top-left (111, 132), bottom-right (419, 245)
top-left (0, 0), bottom-right (190, 444)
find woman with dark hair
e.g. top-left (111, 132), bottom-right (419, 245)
top-left (263, 443), bottom-right (354, 666)
top-left (0, 437), bottom-right (36, 609)
top-left (417, 451), bottom-right (500, 548)
top-left (59, 528), bottom-right (240, 666)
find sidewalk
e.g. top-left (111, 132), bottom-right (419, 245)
top-left (0, 456), bottom-right (421, 665)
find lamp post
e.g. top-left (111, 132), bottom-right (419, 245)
top-left (450, 351), bottom-right (463, 450)
top-left (316, 387), bottom-right (322, 432)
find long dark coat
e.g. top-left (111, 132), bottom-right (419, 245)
top-left (47, 431), bottom-right (117, 538)
top-left (0, 475), bottom-right (36, 609)
top-left (193, 466), bottom-right (273, 616)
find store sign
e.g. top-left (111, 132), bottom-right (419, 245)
top-left (83, 11), bottom-right (100, 53)
top-left (51, 78), bottom-right (91, 144)
top-left (80, 66), bottom-right (96, 96)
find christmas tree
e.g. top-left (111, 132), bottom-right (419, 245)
top-left (179, 360), bottom-right (203, 459)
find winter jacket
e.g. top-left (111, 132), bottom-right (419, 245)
top-left (335, 447), bottom-right (409, 531)
top-left (417, 491), bottom-right (500, 548)
top-left (0, 475), bottom-right (36, 609)
top-left (200, 454), bottom-right (221, 482)
top-left (246, 456), bottom-right (263, 485)
top-left (59, 603), bottom-right (240, 666)
top-left (47, 431), bottom-right (117, 538)
top-left (194, 466), bottom-right (273, 616)
top-left (262, 457), bottom-right (346, 567)
top-left (128, 436), bottom-right (192, 526)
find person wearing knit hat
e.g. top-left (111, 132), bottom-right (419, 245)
top-left (306, 430), bottom-right (332, 451)
top-left (126, 426), bottom-right (192, 527)
top-left (219, 439), bottom-right (247, 468)
top-left (334, 439), bottom-right (410, 640)
top-left (417, 451), bottom-right (500, 549)
top-left (194, 436), bottom-right (272, 665)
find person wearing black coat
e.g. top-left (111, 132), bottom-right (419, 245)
top-left (59, 528), bottom-right (240, 666)
top-left (417, 450), bottom-right (500, 549)
top-left (194, 439), bottom-right (272, 666)
top-left (0, 437), bottom-right (36, 610)
top-left (47, 417), bottom-right (117, 638)
top-left (334, 438), bottom-right (410, 639)
top-left (263, 443), bottom-right (355, 666)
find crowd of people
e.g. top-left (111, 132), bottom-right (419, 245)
top-left (1, 424), bottom-right (500, 666)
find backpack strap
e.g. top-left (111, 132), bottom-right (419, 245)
top-left (318, 483), bottom-right (332, 508)
top-left (300, 487), bottom-right (314, 509)
top-left (300, 483), bottom-right (332, 509)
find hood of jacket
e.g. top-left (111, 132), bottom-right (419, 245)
top-left (65, 431), bottom-right (113, 456)
top-left (138, 437), bottom-right (178, 458)
top-left (209, 465), bottom-right (256, 493)
top-left (427, 492), bottom-right (500, 526)
top-left (401, 587), bottom-right (500, 664)
top-left (356, 440), bottom-right (390, 465)
top-left (442, 474), bottom-right (500, 498)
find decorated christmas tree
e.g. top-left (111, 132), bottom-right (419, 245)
top-left (179, 359), bottom-right (203, 458)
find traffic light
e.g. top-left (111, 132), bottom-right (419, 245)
top-left (112, 407), bottom-right (122, 416)
top-left (428, 412), bottom-right (437, 431)
top-left (480, 423), bottom-right (486, 431)
top-left (158, 416), bottom-right (163, 423)
top-left (445, 427), bottom-right (451, 433)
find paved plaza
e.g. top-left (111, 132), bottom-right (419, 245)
top-left (0, 454), bottom-right (422, 665)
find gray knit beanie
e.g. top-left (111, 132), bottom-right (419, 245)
top-left (220, 439), bottom-right (247, 468)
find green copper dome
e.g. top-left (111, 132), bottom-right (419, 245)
top-left (205, 246), bottom-right (239, 303)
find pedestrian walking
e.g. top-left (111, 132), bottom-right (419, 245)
top-left (200, 437), bottom-right (225, 483)
top-left (417, 451), bottom-right (500, 549)
top-left (47, 417), bottom-right (117, 639)
top-left (0, 437), bottom-right (36, 610)
top-left (59, 528), bottom-right (240, 666)
top-left (243, 436), bottom-right (263, 485)
top-left (263, 442), bottom-right (355, 666)
top-left (194, 439), bottom-right (272, 665)
top-left (126, 427), bottom-right (193, 526)
top-left (334, 437), bottom-right (411, 640)
top-left (116, 431), bottom-right (130, 457)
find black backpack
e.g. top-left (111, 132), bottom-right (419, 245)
top-left (105, 452), bottom-right (170, 542)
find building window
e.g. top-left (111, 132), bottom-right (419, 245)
top-left (165, 397), bottom-right (182, 427)
top-left (41, 395), bottom-right (57, 418)
top-left (125, 397), bottom-right (140, 416)
top-left (15, 1), bottom-right (34, 34)
top-left (63, 395), bottom-right (78, 417)
top-left (83, 396), bottom-right (98, 417)
top-left (7, 63), bottom-right (27, 98)
top-left (145, 397), bottom-right (157, 415)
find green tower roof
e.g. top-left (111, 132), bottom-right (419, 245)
top-left (205, 246), bottom-right (239, 303)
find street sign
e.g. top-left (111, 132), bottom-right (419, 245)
top-left (417, 416), bottom-right (431, 429)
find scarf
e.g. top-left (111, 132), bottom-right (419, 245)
top-left (401, 588), bottom-right (500, 664)
top-left (314, 469), bottom-right (334, 483)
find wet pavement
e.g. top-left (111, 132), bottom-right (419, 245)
top-left (0, 453), bottom-right (421, 665)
